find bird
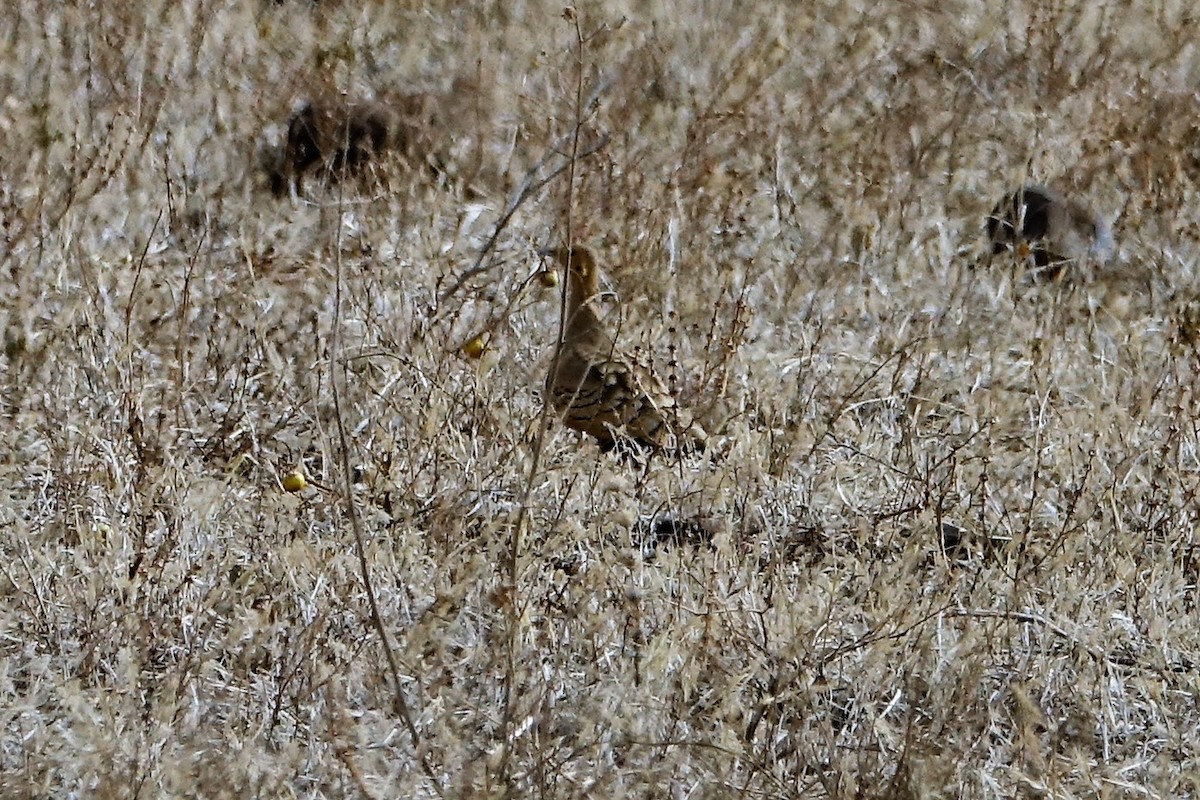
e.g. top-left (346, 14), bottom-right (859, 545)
top-left (541, 246), bottom-right (708, 456)
top-left (985, 184), bottom-right (1114, 280)
top-left (264, 93), bottom-right (436, 197)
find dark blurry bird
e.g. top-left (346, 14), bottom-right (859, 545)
top-left (542, 246), bottom-right (707, 455)
top-left (265, 93), bottom-right (435, 197)
top-left (985, 184), bottom-right (1113, 280)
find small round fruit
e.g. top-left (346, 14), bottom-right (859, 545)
top-left (462, 334), bottom-right (487, 359)
top-left (282, 472), bottom-right (308, 493)
top-left (537, 269), bottom-right (559, 288)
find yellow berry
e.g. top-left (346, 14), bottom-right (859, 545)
top-left (462, 334), bottom-right (487, 359)
top-left (537, 269), bottom-right (559, 288)
top-left (282, 472), bottom-right (308, 493)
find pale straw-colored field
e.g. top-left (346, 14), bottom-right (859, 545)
top-left (3, 1), bottom-right (1199, 796)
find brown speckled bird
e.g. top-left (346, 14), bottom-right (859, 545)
top-left (985, 184), bottom-right (1114, 280)
top-left (543, 246), bottom-right (707, 455)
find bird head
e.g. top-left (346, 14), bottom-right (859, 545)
top-left (540, 246), bottom-right (600, 299)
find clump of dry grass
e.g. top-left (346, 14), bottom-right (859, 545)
top-left (2, 0), bottom-right (1200, 797)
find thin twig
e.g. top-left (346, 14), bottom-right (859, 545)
top-left (328, 128), bottom-right (445, 796)
top-left (124, 208), bottom-right (163, 347)
top-left (437, 79), bottom-right (612, 305)
top-left (493, 9), bottom-right (590, 792)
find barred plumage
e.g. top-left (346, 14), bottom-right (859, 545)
top-left (543, 247), bottom-right (707, 455)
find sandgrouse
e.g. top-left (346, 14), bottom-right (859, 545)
top-left (265, 93), bottom-right (436, 197)
top-left (985, 184), bottom-right (1113, 280)
top-left (543, 246), bottom-right (707, 456)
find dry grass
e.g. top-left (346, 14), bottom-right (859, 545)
top-left (3, 0), bottom-right (1200, 797)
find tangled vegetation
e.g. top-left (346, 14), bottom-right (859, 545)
top-left (2, 1), bottom-right (1199, 797)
